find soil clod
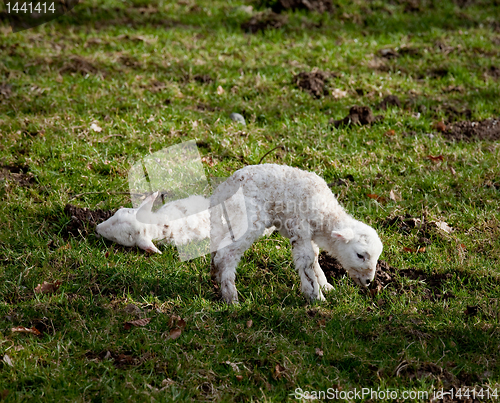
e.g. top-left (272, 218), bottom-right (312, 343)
top-left (443, 119), bottom-right (500, 142)
top-left (0, 165), bottom-right (35, 187)
top-left (331, 105), bottom-right (383, 128)
top-left (376, 95), bottom-right (401, 110)
top-left (294, 70), bottom-right (331, 98)
top-left (241, 11), bottom-right (287, 33)
top-left (264, 0), bottom-right (333, 13)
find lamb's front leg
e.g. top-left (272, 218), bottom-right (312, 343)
top-left (292, 238), bottom-right (324, 302)
top-left (311, 241), bottom-right (334, 293)
top-left (212, 244), bottom-right (240, 304)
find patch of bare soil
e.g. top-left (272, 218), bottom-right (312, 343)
top-left (294, 70), bottom-right (332, 98)
top-left (319, 252), bottom-right (455, 301)
top-left (241, 11), bottom-right (287, 33)
top-left (64, 204), bottom-right (115, 236)
top-left (330, 105), bottom-right (384, 128)
top-left (118, 54), bottom-right (141, 69)
top-left (0, 165), bottom-right (35, 187)
top-left (59, 55), bottom-right (101, 76)
top-left (376, 95), bottom-right (401, 110)
top-left (443, 119), bottom-right (500, 142)
top-left (266, 0), bottom-right (333, 13)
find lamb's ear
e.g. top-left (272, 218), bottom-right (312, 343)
top-left (137, 238), bottom-right (161, 254)
top-left (332, 228), bottom-right (355, 243)
top-left (136, 191), bottom-right (159, 224)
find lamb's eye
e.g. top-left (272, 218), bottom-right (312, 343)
top-left (356, 253), bottom-right (364, 260)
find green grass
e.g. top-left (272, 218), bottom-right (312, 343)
top-left (0, 0), bottom-right (499, 401)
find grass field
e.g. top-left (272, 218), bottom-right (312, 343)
top-left (0, 0), bottom-right (499, 401)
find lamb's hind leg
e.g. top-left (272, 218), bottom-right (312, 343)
top-left (211, 227), bottom-right (263, 304)
top-left (292, 238), bottom-right (324, 302)
top-left (311, 242), bottom-right (334, 293)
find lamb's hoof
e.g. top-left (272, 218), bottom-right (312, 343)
top-left (308, 291), bottom-right (326, 303)
top-left (221, 281), bottom-right (238, 304)
top-left (321, 283), bottom-right (334, 293)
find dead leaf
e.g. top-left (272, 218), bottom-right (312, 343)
top-left (167, 328), bottom-right (182, 340)
top-left (216, 85), bottom-right (225, 95)
top-left (11, 326), bottom-right (41, 336)
top-left (273, 364), bottom-right (286, 380)
top-left (123, 303), bottom-right (142, 315)
top-left (246, 319), bottom-right (253, 328)
top-left (90, 123), bottom-right (102, 132)
top-left (367, 194), bottom-right (386, 203)
top-left (417, 247), bottom-right (426, 253)
top-left (389, 189), bottom-right (400, 202)
top-left (225, 361), bottom-right (240, 372)
top-left (161, 378), bottom-right (175, 387)
top-left (384, 129), bottom-right (396, 136)
top-left (331, 88), bottom-right (347, 99)
top-left (3, 355), bottom-right (13, 367)
top-left (34, 280), bottom-right (62, 294)
top-left (403, 247), bottom-right (416, 253)
top-left (124, 317), bottom-right (151, 330)
top-left (449, 166), bottom-right (457, 176)
top-left (201, 156), bottom-right (214, 167)
top-left (56, 243), bottom-right (71, 252)
top-left (370, 284), bottom-right (383, 297)
top-left (433, 121), bottom-right (447, 132)
top-left (177, 319), bottom-right (187, 329)
top-left (235, 375), bottom-right (244, 381)
top-left (427, 155), bottom-right (444, 162)
top-left (434, 221), bottom-right (453, 233)
top-left (315, 348), bottom-right (324, 357)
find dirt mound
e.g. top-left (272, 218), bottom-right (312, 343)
top-left (266, 0), bottom-right (333, 13)
top-left (318, 253), bottom-right (396, 288)
top-left (0, 165), bottom-right (35, 187)
top-left (64, 204), bottom-right (115, 235)
top-left (319, 252), bottom-right (455, 300)
top-left (330, 105), bottom-right (384, 128)
top-left (443, 119), bottom-right (500, 142)
top-left (241, 11), bottom-right (287, 33)
top-left (294, 70), bottom-right (331, 98)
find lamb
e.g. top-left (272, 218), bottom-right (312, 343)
top-left (209, 164), bottom-right (383, 304)
top-left (95, 193), bottom-right (210, 254)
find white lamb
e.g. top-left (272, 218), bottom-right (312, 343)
top-left (95, 193), bottom-right (210, 254)
top-left (209, 164), bottom-right (383, 304)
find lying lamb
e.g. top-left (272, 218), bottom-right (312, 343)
top-left (96, 193), bottom-right (210, 254)
top-left (210, 164), bottom-right (383, 303)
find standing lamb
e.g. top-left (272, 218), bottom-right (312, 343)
top-left (210, 164), bottom-right (383, 304)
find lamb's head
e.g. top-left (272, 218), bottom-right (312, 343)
top-left (95, 192), bottom-right (161, 254)
top-left (330, 221), bottom-right (383, 287)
